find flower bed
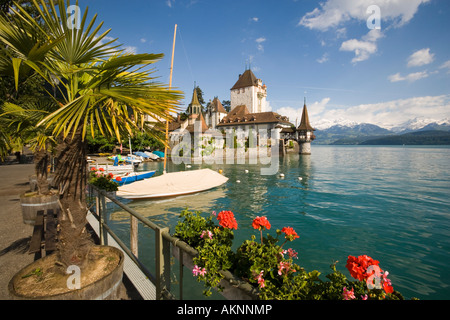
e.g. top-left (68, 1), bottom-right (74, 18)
top-left (89, 168), bottom-right (119, 192)
top-left (173, 209), bottom-right (407, 300)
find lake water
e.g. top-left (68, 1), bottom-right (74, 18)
top-left (105, 145), bottom-right (450, 300)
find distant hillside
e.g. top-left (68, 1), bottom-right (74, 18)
top-left (314, 123), bottom-right (393, 145)
top-left (313, 119), bottom-right (450, 145)
top-left (360, 130), bottom-right (450, 145)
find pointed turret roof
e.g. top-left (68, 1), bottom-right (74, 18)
top-left (231, 69), bottom-right (259, 90)
top-left (297, 102), bottom-right (315, 131)
top-left (190, 87), bottom-right (201, 106)
top-left (211, 97), bottom-right (227, 113)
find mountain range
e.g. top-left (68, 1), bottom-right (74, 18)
top-left (313, 118), bottom-right (450, 145)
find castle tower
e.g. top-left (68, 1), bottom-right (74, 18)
top-left (230, 68), bottom-right (267, 113)
top-left (297, 99), bottom-right (315, 155)
top-left (188, 87), bottom-right (202, 115)
top-left (206, 97), bottom-right (227, 129)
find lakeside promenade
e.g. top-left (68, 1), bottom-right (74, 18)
top-left (0, 157), bottom-right (136, 300)
top-left (0, 162), bottom-right (35, 299)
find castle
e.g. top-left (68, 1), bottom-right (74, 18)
top-left (169, 68), bottom-right (315, 155)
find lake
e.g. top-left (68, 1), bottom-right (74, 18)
top-left (105, 145), bottom-right (450, 300)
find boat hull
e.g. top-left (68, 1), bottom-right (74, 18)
top-left (113, 171), bottom-right (156, 186)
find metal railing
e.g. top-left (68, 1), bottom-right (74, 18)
top-left (87, 184), bottom-right (197, 300)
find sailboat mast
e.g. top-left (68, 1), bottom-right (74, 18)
top-left (164, 24), bottom-right (177, 174)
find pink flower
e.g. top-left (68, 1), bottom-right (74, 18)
top-left (282, 248), bottom-right (298, 259)
top-left (361, 294), bottom-right (368, 300)
top-left (192, 265), bottom-right (207, 277)
top-left (278, 261), bottom-right (296, 276)
top-left (255, 270), bottom-right (265, 288)
top-left (200, 230), bottom-right (213, 240)
top-left (342, 287), bottom-right (356, 300)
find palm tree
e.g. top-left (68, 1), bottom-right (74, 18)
top-left (0, 0), bottom-right (183, 269)
top-left (0, 99), bottom-right (58, 192)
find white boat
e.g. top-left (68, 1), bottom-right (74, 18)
top-left (89, 163), bottom-right (134, 174)
top-left (116, 169), bottom-right (228, 199)
top-left (124, 155), bottom-right (143, 165)
top-left (144, 151), bottom-right (160, 160)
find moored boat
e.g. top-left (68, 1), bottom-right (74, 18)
top-left (113, 170), bottom-right (156, 186)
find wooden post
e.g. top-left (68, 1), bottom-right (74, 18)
top-left (100, 193), bottom-right (107, 246)
top-left (155, 226), bottom-right (170, 299)
top-left (130, 215), bottom-right (138, 257)
top-left (95, 194), bottom-right (103, 245)
top-left (179, 246), bottom-right (184, 300)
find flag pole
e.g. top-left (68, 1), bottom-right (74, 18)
top-left (164, 24), bottom-right (177, 174)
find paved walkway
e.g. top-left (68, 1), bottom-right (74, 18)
top-left (0, 163), bottom-right (35, 299)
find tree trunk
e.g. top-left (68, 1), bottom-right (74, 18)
top-left (34, 145), bottom-right (50, 194)
top-left (53, 127), bottom-right (94, 271)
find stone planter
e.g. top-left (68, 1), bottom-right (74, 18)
top-left (172, 242), bottom-right (259, 300)
top-left (8, 246), bottom-right (124, 300)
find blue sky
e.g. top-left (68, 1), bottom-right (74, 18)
top-left (76, 0), bottom-right (450, 129)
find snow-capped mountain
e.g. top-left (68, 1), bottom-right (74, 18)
top-left (313, 117), bottom-right (450, 132)
top-left (313, 118), bottom-right (359, 131)
top-left (389, 118), bottom-right (450, 133)
top-left (312, 117), bottom-right (450, 145)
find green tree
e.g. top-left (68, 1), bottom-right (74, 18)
top-left (0, 0), bottom-right (183, 269)
top-left (221, 99), bottom-right (230, 112)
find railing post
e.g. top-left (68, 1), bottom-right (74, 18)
top-left (100, 192), bottom-right (107, 246)
top-left (95, 192), bottom-right (104, 245)
top-left (130, 215), bottom-right (138, 257)
top-left (179, 246), bottom-right (184, 300)
top-left (155, 226), bottom-right (170, 299)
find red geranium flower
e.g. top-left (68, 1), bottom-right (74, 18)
top-left (217, 211), bottom-right (238, 230)
top-left (345, 255), bottom-right (380, 281)
top-left (281, 227), bottom-right (299, 241)
top-left (252, 216), bottom-right (271, 230)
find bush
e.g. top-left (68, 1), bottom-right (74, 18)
top-left (173, 209), bottom-right (406, 300)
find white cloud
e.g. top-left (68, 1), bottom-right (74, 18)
top-left (440, 60), bottom-right (450, 74)
top-left (388, 71), bottom-right (430, 82)
top-left (166, 0), bottom-right (174, 8)
top-left (123, 46), bottom-right (138, 54)
top-left (340, 39), bottom-right (377, 63)
top-left (251, 17), bottom-right (259, 22)
top-left (299, 0), bottom-right (430, 31)
top-left (317, 53), bottom-right (329, 64)
top-left (140, 38), bottom-right (147, 43)
top-left (407, 48), bottom-right (435, 67)
top-left (340, 29), bottom-right (383, 63)
top-left (310, 95), bottom-right (450, 128)
top-left (276, 98), bottom-right (331, 124)
top-left (255, 37), bottom-right (266, 52)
